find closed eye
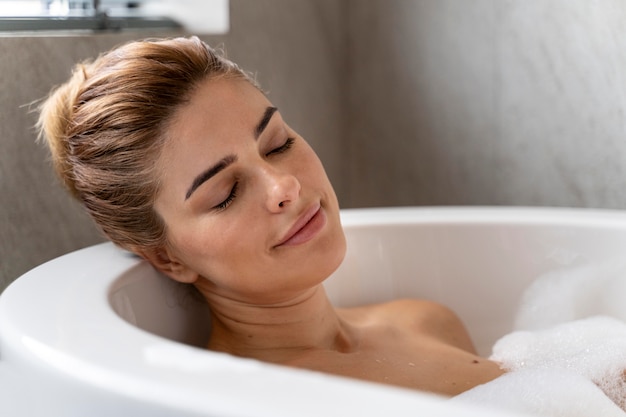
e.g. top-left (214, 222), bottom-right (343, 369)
top-left (213, 182), bottom-right (238, 211)
top-left (266, 137), bottom-right (295, 157)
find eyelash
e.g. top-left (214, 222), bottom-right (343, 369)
top-left (214, 182), bottom-right (238, 211)
top-left (213, 137), bottom-right (295, 211)
top-left (266, 137), bottom-right (295, 156)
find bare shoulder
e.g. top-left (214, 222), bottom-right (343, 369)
top-left (340, 299), bottom-right (477, 353)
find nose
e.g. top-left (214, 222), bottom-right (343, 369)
top-left (262, 166), bottom-right (301, 212)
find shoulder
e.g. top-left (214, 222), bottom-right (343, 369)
top-left (367, 298), bottom-right (453, 318)
top-left (358, 299), bottom-right (478, 353)
top-left (340, 298), bottom-right (458, 323)
top-left (405, 299), bottom-right (477, 352)
top-left (383, 299), bottom-right (463, 327)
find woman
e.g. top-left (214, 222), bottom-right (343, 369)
top-left (38, 36), bottom-right (503, 396)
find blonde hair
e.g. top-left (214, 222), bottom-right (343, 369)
top-left (38, 37), bottom-right (255, 253)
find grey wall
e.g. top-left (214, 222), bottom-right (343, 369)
top-left (346, 0), bottom-right (626, 208)
top-left (4, 0), bottom-right (626, 291)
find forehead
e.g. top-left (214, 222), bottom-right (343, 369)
top-left (169, 77), bottom-right (270, 141)
top-left (155, 77), bottom-right (273, 202)
top-left (159, 77), bottom-right (271, 164)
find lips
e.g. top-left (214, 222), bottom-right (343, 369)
top-left (275, 203), bottom-right (326, 247)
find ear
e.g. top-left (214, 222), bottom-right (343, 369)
top-left (138, 246), bottom-right (199, 284)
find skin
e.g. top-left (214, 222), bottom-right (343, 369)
top-left (142, 76), bottom-right (504, 396)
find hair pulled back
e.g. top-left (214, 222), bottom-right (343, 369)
top-left (38, 37), bottom-right (254, 253)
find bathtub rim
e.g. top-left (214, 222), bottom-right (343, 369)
top-left (339, 205), bottom-right (626, 228)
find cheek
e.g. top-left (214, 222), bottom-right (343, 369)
top-left (169, 216), bottom-right (258, 274)
top-left (295, 147), bottom-right (332, 188)
top-left (165, 219), bottom-right (220, 267)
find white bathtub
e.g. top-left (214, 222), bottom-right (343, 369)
top-left (3, 206), bottom-right (626, 416)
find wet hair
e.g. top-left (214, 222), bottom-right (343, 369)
top-left (38, 37), bottom-right (256, 253)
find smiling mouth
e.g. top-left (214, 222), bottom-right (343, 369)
top-left (275, 203), bottom-right (326, 247)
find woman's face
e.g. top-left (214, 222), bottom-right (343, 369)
top-left (152, 77), bottom-right (346, 305)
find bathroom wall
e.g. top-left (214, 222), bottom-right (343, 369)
top-left (345, 0), bottom-right (626, 208)
top-left (0, 0), bottom-right (348, 291)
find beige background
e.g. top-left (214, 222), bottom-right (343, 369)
top-left (3, 0), bottom-right (626, 290)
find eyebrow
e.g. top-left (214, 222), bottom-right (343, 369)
top-left (184, 106), bottom-right (278, 201)
top-left (255, 106), bottom-right (278, 139)
top-left (185, 155), bottom-right (237, 200)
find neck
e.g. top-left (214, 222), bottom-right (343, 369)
top-left (202, 285), bottom-right (359, 362)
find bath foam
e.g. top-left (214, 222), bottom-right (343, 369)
top-left (453, 316), bottom-right (626, 416)
top-left (453, 260), bottom-right (626, 416)
top-left (493, 316), bottom-right (626, 409)
top-left (514, 259), bottom-right (626, 330)
top-left (451, 368), bottom-right (625, 417)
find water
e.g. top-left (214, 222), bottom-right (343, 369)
top-left (452, 260), bottom-right (626, 416)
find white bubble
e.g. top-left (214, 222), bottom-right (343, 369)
top-left (515, 260), bottom-right (626, 330)
top-left (452, 368), bottom-right (625, 417)
top-left (453, 261), bottom-right (626, 415)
